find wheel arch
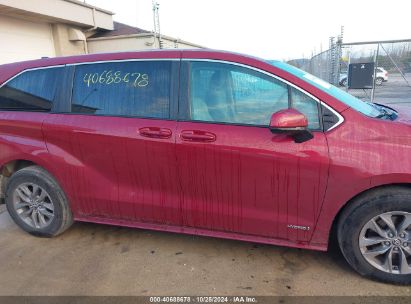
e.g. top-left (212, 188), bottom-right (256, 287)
top-left (328, 183), bottom-right (411, 249)
top-left (0, 158), bottom-right (60, 204)
top-left (2, 159), bottom-right (74, 236)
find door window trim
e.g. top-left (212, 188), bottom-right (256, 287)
top-left (0, 65), bottom-right (66, 113)
top-left (68, 59), bottom-right (180, 120)
top-left (0, 58), bottom-right (344, 130)
top-left (0, 59), bottom-right (180, 89)
top-left (0, 58), bottom-right (181, 118)
top-left (66, 58), bottom-right (180, 67)
top-left (180, 59), bottom-right (344, 132)
top-left (0, 65), bottom-right (66, 89)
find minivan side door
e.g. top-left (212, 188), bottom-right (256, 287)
top-left (43, 59), bottom-right (182, 225)
top-left (176, 60), bottom-right (330, 242)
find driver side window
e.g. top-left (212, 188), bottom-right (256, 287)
top-left (189, 61), bottom-right (288, 126)
top-left (188, 61), bottom-right (321, 130)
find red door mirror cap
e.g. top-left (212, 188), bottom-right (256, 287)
top-left (269, 109), bottom-right (308, 130)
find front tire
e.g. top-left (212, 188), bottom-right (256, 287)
top-left (5, 166), bottom-right (73, 237)
top-left (375, 77), bottom-right (384, 86)
top-left (338, 186), bottom-right (411, 284)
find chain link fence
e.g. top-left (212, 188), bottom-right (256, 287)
top-left (300, 39), bottom-right (411, 106)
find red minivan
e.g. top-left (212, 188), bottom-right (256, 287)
top-left (0, 50), bottom-right (410, 284)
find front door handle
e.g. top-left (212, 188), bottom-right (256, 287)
top-left (180, 130), bottom-right (216, 142)
top-left (139, 127), bottom-right (172, 139)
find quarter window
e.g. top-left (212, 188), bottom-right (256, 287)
top-left (71, 61), bottom-right (172, 119)
top-left (187, 61), bottom-right (321, 129)
top-left (0, 67), bottom-right (63, 111)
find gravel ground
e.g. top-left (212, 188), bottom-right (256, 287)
top-left (0, 210), bottom-right (410, 296)
top-left (348, 74), bottom-right (411, 104)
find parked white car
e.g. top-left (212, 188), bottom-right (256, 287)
top-left (339, 67), bottom-right (389, 86)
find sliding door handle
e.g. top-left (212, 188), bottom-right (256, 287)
top-left (180, 130), bottom-right (216, 142)
top-left (139, 127), bottom-right (172, 139)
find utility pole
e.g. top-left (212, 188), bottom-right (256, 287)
top-left (329, 36), bottom-right (336, 84)
top-left (329, 26), bottom-right (344, 86)
top-left (336, 26), bottom-right (344, 85)
top-left (152, 0), bottom-right (163, 49)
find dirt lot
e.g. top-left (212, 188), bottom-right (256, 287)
top-left (0, 205), bottom-right (410, 296)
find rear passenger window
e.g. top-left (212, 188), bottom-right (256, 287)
top-left (0, 67), bottom-right (63, 111)
top-left (71, 61), bottom-right (172, 119)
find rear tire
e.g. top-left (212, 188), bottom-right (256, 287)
top-left (338, 186), bottom-right (411, 285)
top-left (5, 165), bottom-right (73, 237)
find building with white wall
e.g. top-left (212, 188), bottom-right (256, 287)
top-left (0, 0), bottom-right (201, 64)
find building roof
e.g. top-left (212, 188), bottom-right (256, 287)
top-left (90, 21), bottom-right (151, 39)
top-left (63, 0), bottom-right (114, 15)
top-left (0, 0), bottom-right (114, 30)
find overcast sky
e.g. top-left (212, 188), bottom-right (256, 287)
top-left (85, 0), bottom-right (411, 60)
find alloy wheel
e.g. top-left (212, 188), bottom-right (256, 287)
top-left (12, 183), bottom-right (55, 229)
top-left (359, 211), bottom-right (411, 274)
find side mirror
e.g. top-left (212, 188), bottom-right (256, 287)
top-left (269, 109), bottom-right (313, 143)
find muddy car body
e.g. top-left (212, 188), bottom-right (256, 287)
top-left (0, 50), bottom-right (410, 284)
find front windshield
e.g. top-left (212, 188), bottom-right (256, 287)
top-left (267, 60), bottom-right (381, 118)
